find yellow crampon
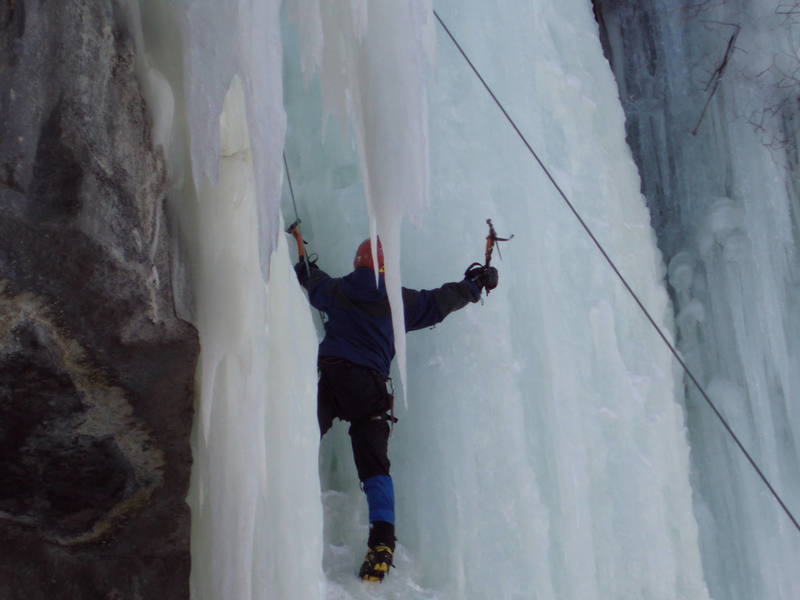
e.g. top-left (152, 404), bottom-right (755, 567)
top-left (359, 544), bottom-right (394, 582)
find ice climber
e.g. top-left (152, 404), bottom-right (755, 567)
top-left (291, 231), bottom-right (499, 582)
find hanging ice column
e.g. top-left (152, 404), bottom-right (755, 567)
top-left (133, 1), bottom-right (324, 599)
top-left (186, 79), bottom-right (322, 600)
top-left (284, 0), bottom-right (712, 598)
top-left (287, 0), bottom-right (435, 398)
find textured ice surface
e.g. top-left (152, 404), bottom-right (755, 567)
top-left (284, 0), bottom-right (708, 598)
top-left (134, 3), bottom-right (323, 599)
top-left (133, 0), bottom-right (799, 598)
top-left (184, 79), bottom-right (323, 600)
top-left (601, 2), bottom-right (800, 598)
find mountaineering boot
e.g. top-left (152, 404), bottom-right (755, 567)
top-left (359, 521), bottom-right (395, 582)
top-left (359, 543), bottom-right (394, 582)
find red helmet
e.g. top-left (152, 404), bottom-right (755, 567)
top-left (353, 238), bottom-right (384, 271)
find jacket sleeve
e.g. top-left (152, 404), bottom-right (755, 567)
top-left (295, 261), bottom-right (336, 311)
top-left (403, 279), bottom-right (481, 331)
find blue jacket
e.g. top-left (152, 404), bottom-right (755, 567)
top-left (297, 264), bottom-right (480, 376)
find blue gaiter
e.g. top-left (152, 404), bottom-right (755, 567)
top-left (363, 475), bottom-right (395, 524)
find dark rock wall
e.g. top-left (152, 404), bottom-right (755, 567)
top-left (591, 0), bottom-right (683, 257)
top-left (1, 1), bottom-right (198, 598)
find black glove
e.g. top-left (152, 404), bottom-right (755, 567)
top-left (294, 259), bottom-right (306, 280)
top-left (465, 264), bottom-right (499, 293)
top-left (294, 257), bottom-right (319, 282)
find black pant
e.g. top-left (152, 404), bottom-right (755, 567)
top-left (317, 357), bottom-right (393, 481)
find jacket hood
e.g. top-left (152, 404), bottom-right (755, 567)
top-left (342, 267), bottom-right (387, 301)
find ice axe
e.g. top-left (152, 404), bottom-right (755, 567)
top-left (287, 219), bottom-right (316, 281)
top-left (286, 219), bottom-right (307, 259)
top-left (483, 218), bottom-right (513, 268)
top-left (465, 219), bottom-right (513, 296)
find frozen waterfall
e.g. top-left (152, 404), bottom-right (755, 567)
top-left (130, 0), bottom-right (799, 598)
top-left (598, 2), bottom-right (800, 599)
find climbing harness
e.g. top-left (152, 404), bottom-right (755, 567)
top-left (383, 376), bottom-right (398, 431)
top-left (433, 9), bottom-right (800, 534)
top-left (365, 374), bottom-right (398, 436)
top-left (320, 356), bottom-right (398, 430)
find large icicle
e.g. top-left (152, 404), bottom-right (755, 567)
top-left (185, 78), bottom-right (322, 600)
top-left (178, 0), bottom-right (287, 273)
top-left (287, 0), bottom-right (435, 404)
top-left (134, 2), bottom-right (325, 599)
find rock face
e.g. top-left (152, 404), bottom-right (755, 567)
top-left (0, 1), bottom-right (198, 598)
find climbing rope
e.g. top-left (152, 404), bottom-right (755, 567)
top-left (433, 9), bottom-right (800, 534)
top-left (283, 151), bottom-right (310, 270)
top-left (283, 151), bottom-right (327, 324)
top-left (283, 151), bottom-right (300, 224)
